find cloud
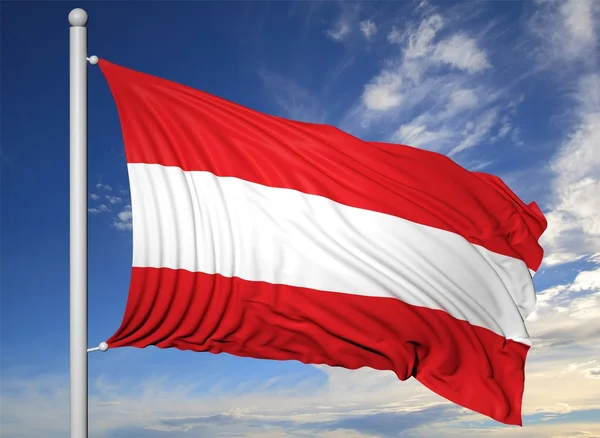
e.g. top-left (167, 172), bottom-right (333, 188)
top-left (326, 4), bottom-right (375, 45)
top-left (571, 267), bottom-right (600, 291)
top-left (362, 71), bottom-right (404, 111)
top-left (540, 73), bottom-right (600, 263)
top-left (105, 195), bottom-right (123, 204)
top-left (559, 0), bottom-right (598, 53)
top-left (446, 88), bottom-right (479, 113)
top-left (392, 122), bottom-right (451, 148)
top-left (359, 20), bottom-right (377, 39)
top-left (542, 252), bottom-right (587, 267)
top-left (585, 367), bottom-right (600, 379)
top-left (90, 184), bottom-right (132, 224)
top-left (258, 70), bottom-right (328, 123)
top-left (526, 267), bottom-right (600, 352)
top-left (88, 204), bottom-right (110, 214)
top-left (490, 122), bottom-right (512, 142)
top-left (402, 14), bottom-right (444, 59)
top-left (327, 13), bottom-right (352, 42)
top-left (107, 404), bottom-right (462, 438)
top-left (516, 0), bottom-right (600, 266)
top-left (339, 7), bottom-right (522, 156)
top-left (96, 183), bottom-right (112, 191)
top-left (112, 205), bottom-right (132, 231)
top-left (387, 26), bottom-right (403, 45)
top-left (528, 0), bottom-right (599, 65)
top-left (0, 366), bottom-right (457, 438)
top-left (447, 108), bottom-right (498, 156)
top-left (327, 22), bottom-right (351, 42)
top-left (359, 14), bottom-right (446, 114)
top-left (311, 405), bottom-right (461, 437)
top-left (431, 33), bottom-right (491, 73)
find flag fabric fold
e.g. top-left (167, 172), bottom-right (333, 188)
top-left (99, 59), bottom-right (547, 426)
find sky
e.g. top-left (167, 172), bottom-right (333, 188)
top-left (1, 0), bottom-right (600, 437)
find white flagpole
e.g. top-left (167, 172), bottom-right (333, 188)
top-left (69, 8), bottom-right (89, 438)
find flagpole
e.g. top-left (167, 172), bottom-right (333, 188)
top-left (69, 8), bottom-right (89, 438)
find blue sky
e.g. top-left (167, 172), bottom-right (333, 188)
top-left (1, 1), bottom-right (599, 437)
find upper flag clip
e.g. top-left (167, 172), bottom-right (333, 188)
top-left (87, 56), bottom-right (99, 65)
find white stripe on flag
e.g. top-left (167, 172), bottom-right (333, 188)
top-left (128, 163), bottom-right (534, 345)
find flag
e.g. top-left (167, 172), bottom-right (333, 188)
top-left (98, 60), bottom-right (547, 426)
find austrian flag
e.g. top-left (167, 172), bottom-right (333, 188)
top-left (99, 60), bottom-right (547, 426)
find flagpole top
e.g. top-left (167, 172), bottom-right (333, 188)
top-left (68, 8), bottom-right (88, 27)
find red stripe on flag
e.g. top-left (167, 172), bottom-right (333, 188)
top-left (108, 267), bottom-right (529, 426)
top-left (98, 60), bottom-right (546, 272)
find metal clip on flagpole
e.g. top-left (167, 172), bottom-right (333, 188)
top-left (87, 342), bottom-right (109, 353)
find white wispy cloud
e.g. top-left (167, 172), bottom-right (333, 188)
top-left (88, 204), bottom-right (110, 214)
top-left (359, 20), bottom-right (377, 39)
top-left (431, 33), bottom-right (491, 73)
top-left (326, 3), bottom-right (378, 45)
top-left (90, 193), bottom-right (100, 201)
top-left (532, 0), bottom-right (600, 266)
top-left (528, 267), bottom-right (600, 327)
top-left (448, 108), bottom-right (498, 156)
top-left (105, 195), bottom-right (123, 204)
top-left (392, 122), bottom-right (451, 148)
top-left (96, 183), bottom-right (112, 191)
top-left (542, 252), bottom-right (587, 267)
top-left (362, 71), bottom-right (404, 111)
top-left (327, 12), bottom-right (352, 42)
top-left (112, 205), bottom-right (132, 231)
top-left (387, 26), bottom-right (403, 45)
top-left (543, 75), bottom-right (600, 259)
top-left (529, 0), bottom-right (599, 66)
top-left (258, 69), bottom-right (328, 123)
top-left (445, 88), bottom-right (479, 113)
top-left (400, 14), bottom-right (444, 59)
top-left (340, 7), bottom-right (522, 157)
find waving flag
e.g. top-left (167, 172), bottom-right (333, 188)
top-left (99, 60), bottom-right (546, 426)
